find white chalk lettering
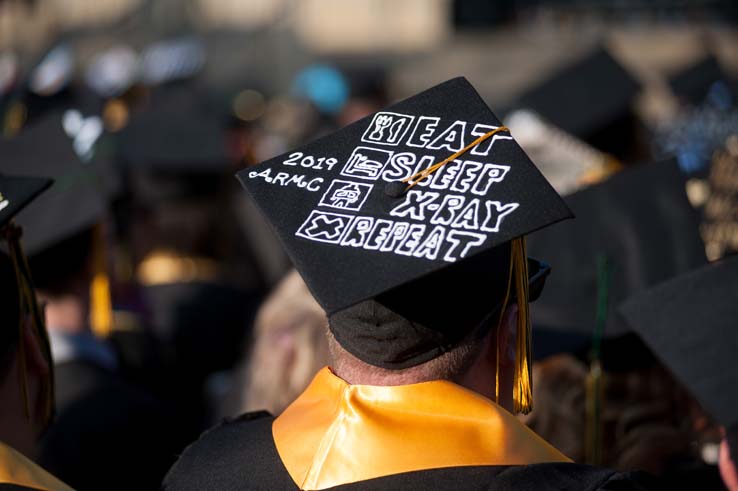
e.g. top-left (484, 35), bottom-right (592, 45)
top-left (390, 190), bottom-right (439, 221)
top-left (406, 116), bottom-right (440, 148)
top-left (365, 219), bottom-right (394, 250)
top-left (395, 224), bottom-right (427, 256)
top-left (471, 164), bottom-right (510, 195)
top-left (427, 120), bottom-right (467, 152)
top-left (430, 194), bottom-right (465, 226)
top-left (381, 152), bottom-right (416, 182)
top-left (380, 222), bottom-right (410, 252)
top-left (480, 201), bottom-right (519, 232)
top-left (412, 225), bottom-right (446, 260)
top-left (452, 198), bottom-right (481, 230)
top-left (451, 160), bottom-right (484, 193)
top-left (340, 216), bottom-right (375, 248)
top-left (443, 230), bottom-right (486, 262)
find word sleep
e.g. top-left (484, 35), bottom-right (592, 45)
top-left (296, 211), bottom-right (490, 263)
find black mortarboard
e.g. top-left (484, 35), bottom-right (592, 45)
top-left (618, 257), bottom-right (738, 453)
top-left (0, 174), bottom-right (53, 229)
top-left (515, 48), bottom-right (640, 139)
top-left (237, 77), bottom-right (572, 375)
top-left (527, 160), bottom-right (708, 365)
top-left (668, 55), bottom-right (734, 106)
top-left (0, 114), bottom-right (107, 255)
top-left (118, 105), bottom-right (229, 172)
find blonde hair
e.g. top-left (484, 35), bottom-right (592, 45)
top-left (239, 270), bottom-right (329, 415)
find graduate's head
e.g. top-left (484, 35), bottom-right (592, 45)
top-left (236, 77), bottom-right (572, 414)
top-left (325, 241), bottom-right (552, 412)
top-left (619, 256), bottom-right (738, 491)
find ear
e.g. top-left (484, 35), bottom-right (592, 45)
top-left (21, 316), bottom-right (50, 379)
top-left (496, 304), bottom-right (519, 368)
top-left (720, 432), bottom-right (738, 491)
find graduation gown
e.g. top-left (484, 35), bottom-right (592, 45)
top-left (163, 368), bottom-right (654, 490)
top-left (0, 442), bottom-right (74, 491)
top-left (38, 337), bottom-right (186, 491)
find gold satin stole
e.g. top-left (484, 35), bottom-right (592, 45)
top-left (273, 367), bottom-right (570, 490)
top-left (0, 441), bottom-right (75, 491)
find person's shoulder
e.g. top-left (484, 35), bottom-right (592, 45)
top-left (494, 463), bottom-right (659, 491)
top-left (161, 411), bottom-right (298, 491)
top-left (324, 463), bottom-right (658, 491)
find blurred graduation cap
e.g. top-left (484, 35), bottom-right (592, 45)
top-left (1, 113), bottom-right (114, 336)
top-left (1, 114), bottom-right (109, 255)
top-left (116, 99), bottom-right (232, 205)
top-left (668, 55), bottom-right (736, 107)
top-left (618, 256), bottom-right (738, 456)
top-left (504, 109), bottom-right (620, 196)
top-left (527, 159), bottom-right (708, 367)
top-left (514, 47), bottom-right (641, 160)
top-left (118, 106), bottom-right (228, 172)
top-left (238, 77), bottom-right (573, 412)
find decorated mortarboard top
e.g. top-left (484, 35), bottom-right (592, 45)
top-left (237, 77), bottom-right (572, 316)
top-left (515, 47), bottom-right (640, 139)
top-left (0, 174), bottom-right (53, 229)
top-left (0, 114), bottom-right (107, 255)
top-left (527, 160), bottom-right (708, 362)
top-left (618, 256), bottom-right (738, 437)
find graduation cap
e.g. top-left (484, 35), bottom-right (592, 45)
top-left (1, 114), bottom-right (113, 336)
top-left (118, 113), bottom-right (228, 172)
top-left (516, 48), bottom-right (640, 138)
top-left (527, 159), bottom-right (708, 367)
top-left (618, 256), bottom-right (738, 457)
top-left (0, 172), bottom-right (55, 426)
top-left (504, 109), bottom-right (620, 196)
top-left (237, 77), bottom-right (573, 413)
top-left (514, 48), bottom-right (641, 160)
top-left (1, 114), bottom-right (108, 255)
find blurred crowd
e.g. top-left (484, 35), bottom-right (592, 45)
top-left (2, 1), bottom-right (738, 490)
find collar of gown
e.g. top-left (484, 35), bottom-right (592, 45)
top-left (273, 367), bottom-right (570, 490)
top-left (0, 441), bottom-right (75, 491)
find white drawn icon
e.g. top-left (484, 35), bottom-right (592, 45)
top-left (319, 180), bottom-right (373, 211)
top-left (296, 211), bottom-right (354, 244)
top-left (361, 112), bottom-right (415, 146)
top-left (340, 147), bottom-right (393, 180)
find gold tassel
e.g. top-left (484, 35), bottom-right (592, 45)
top-left (90, 224), bottom-right (113, 338)
top-left (511, 237), bottom-right (533, 415)
top-left (4, 223), bottom-right (55, 425)
top-left (493, 237), bottom-right (533, 414)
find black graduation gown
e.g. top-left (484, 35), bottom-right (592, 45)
top-left (162, 412), bottom-right (657, 491)
top-left (38, 359), bottom-right (187, 491)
